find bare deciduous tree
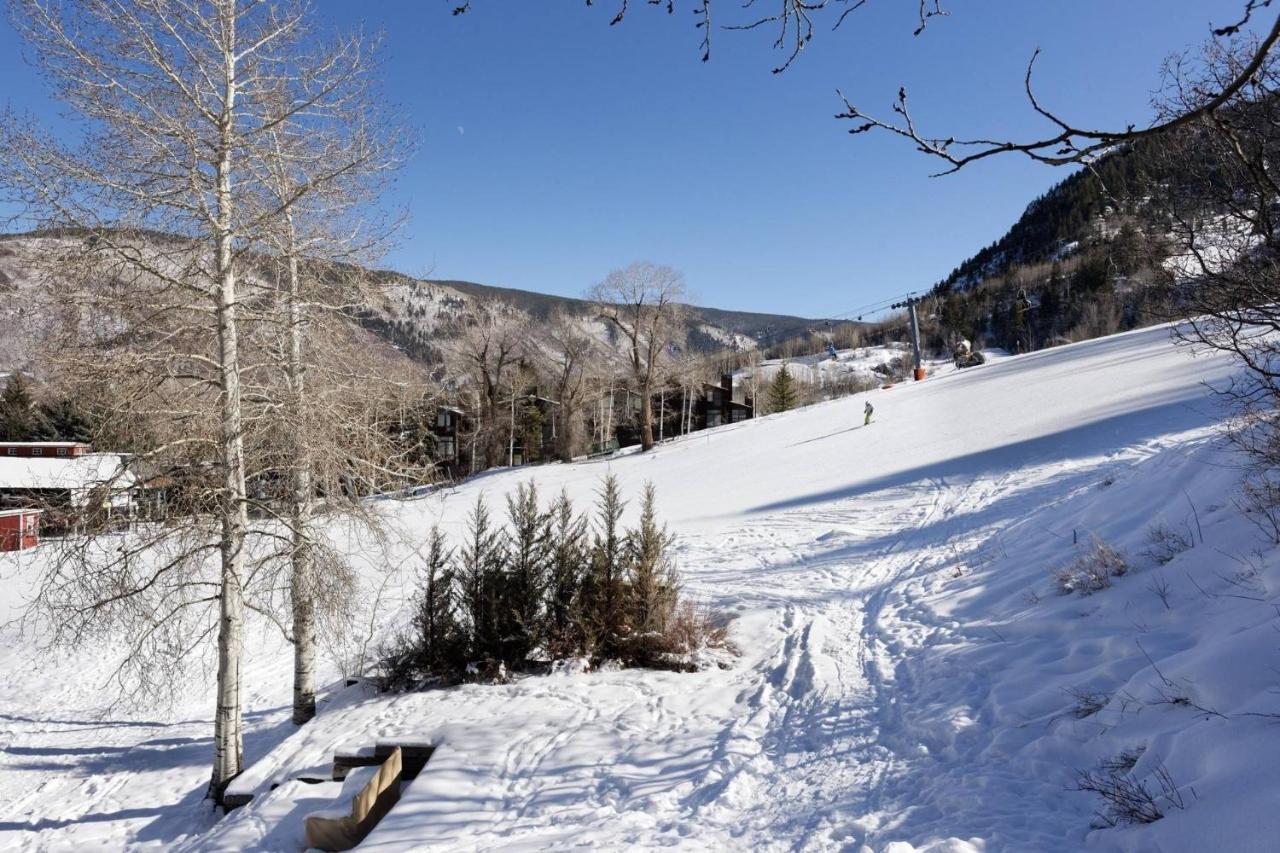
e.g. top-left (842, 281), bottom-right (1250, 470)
top-left (444, 303), bottom-right (530, 468)
top-left (836, 7), bottom-right (1280, 175)
top-left (0, 0), bottom-right (404, 802)
top-left (537, 309), bottom-right (602, 462)
top-left (1147, 35), bottom-right (1280, 466)
top-left (591, 262), bottom-right (686, 452)
top-left (253, 46), bottom-right (410, 724)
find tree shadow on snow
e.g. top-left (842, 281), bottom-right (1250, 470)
top-left (0, 706), bottom-right (295, 846)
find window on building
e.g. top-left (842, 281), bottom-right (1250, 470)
top-left (437, 437), bottom-right (456, 460)
top-left (57, 448), bottom-right (67, 456)
top-left (32, 448), bottom-right (42, 456)
top-left (707, 410), bottom-right (722, 428)
top-left (436, 411), bottom-right (449, 429)
top-left (5, 448), bottom-right (14, 456)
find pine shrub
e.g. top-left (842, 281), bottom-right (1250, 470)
top-left (503, 482), bottom-right (552, 662)
top-left (583, 474), bottom-right (628, 656)
top-left (457, 494), bottom-right (509, 662)
top-left (381, 526), bottom-right (463, 690)
top-left (546, 489), bottom-right (589, 657)
top-left (380, 476), bottom-right (728, 689)
top-left (626, 483), bottom-right (679, 636)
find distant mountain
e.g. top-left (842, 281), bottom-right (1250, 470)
top-left (356, 266), bottom-right (856, 365)
top-left (0, 232), bottom-right (856, 375)
top-left (440, 276), bottom-right (832, 343)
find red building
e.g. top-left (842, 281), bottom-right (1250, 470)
top-left (1, 442), bottom-right (91, 459)
top-left (0, 508), bottom-right (41, 552)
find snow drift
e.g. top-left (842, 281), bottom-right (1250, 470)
top-left (3, 323), bottom-right (1279, 852)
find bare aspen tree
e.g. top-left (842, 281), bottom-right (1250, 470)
top-left (1147, 36), bottom-right (1280, 461)
top-left (0, 0), bottom-right (399, 802)
top-left (664, 349), bottom-right (709, 436)
top-left (252, 34), bottom-right (409, 724)
top-left (255, 257), bottom-right (424, 726)
top-left (591, 263), bottom-right (687, 452)
top-left (444, 303), bottom-right (530, 468)
top-left (249, 277), bottom-right (428, 718)
top-left (537, 309), bottom-right (602, 462)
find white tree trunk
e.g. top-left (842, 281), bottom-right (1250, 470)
top-left (211, 8), bottom-right (247, 801)
top-left (284, 214), bottom-right (317, 724)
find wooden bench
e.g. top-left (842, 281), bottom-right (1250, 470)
top-left (304, 746), bottom-right (403, 852)
top-left (221, 790), bottom-right (255, 810)
top-left (332, 741), bottom-right (434, 782)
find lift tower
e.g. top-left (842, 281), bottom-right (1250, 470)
top-left (891, 295), bottom-right (927, 381)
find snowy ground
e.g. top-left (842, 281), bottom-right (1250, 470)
top-left (736, 343), bottom-right (1005, 388)
top-left (4, 324), bottom-right (1280, 851)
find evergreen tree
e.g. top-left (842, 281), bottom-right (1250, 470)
top-left (414, 526), bottom-right (462, 674)
top-left (504, 481), bottom-right (553, 662)
top-left (585, 474), bottom-right (627, 653)
top-left (626, 482), bottom-right (679, 636)
top-left (547, 489), bottom-right (589, 655)
top-left (383, 525), bottom-right (463, 688)
top-left (38, 397), bottom-right (94, 443)
top-left (457, 494), bottom-right (508, 662)
top-left (768, 363), bottom-right (800, 413)
top-left (1110, 222), bottom-right (1144, 277)
top-left (518, 400), bottom-right (547, 464)
top-left (0, 374), bottom-right (48, 441)
top-left (0, 374), bottom-right (31, 440)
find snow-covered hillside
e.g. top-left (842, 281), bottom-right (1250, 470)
top-left (735, 343), bottom-right (1009, 387)
top-left (4, 324), bottom-right (1280, 852)
top-left (737, 344), bottom-right (910, 386)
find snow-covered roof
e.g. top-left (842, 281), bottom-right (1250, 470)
top-left (0, 453), bottom-right (138, 493)
top-left (0, 441), bottom-right (92, 448)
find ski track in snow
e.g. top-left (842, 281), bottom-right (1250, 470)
top-left (3, 455), bottom-right (1034, 850)
top-left (672, 474), bottom-right (1009, 849)
top-left (5, 324), bottom-right (1280, 852)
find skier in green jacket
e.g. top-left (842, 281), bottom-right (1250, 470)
top-left (864, 401), bottom-right (874, 426)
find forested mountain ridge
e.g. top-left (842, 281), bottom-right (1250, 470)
top-left (0, 231), bottom-right (854, 375)
top-left (936, 144), bottom-right (1163, 294)
top-left (0, 139), bottom-right (1189, 380)
top-left (915, 142), bottom-right (1178, 355)
top-left (370, 270), bottom-right (852, 363)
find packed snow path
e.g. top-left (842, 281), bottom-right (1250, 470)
top-left (5, 324), bottom-right (1280, 851)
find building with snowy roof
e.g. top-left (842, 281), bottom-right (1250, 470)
top-left (0, 447), bottom-right (139, 533)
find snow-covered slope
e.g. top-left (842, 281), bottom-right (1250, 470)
top-left (4, 324), bottom-right (1279, 852)
top-left (737, 343), bottom-right (912, 386)
top-left (735, 343), bottom-right (1011, 387)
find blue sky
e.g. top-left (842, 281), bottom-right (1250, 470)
top-left (0, 1), bottom-right (1264, 317)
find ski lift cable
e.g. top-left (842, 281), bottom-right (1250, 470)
top-left (827, 290), bottom-right (924, 323)
top-left (828, 297), bottom-right (897, 320)
top-left (840, 290), bottom-right (922, 318)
